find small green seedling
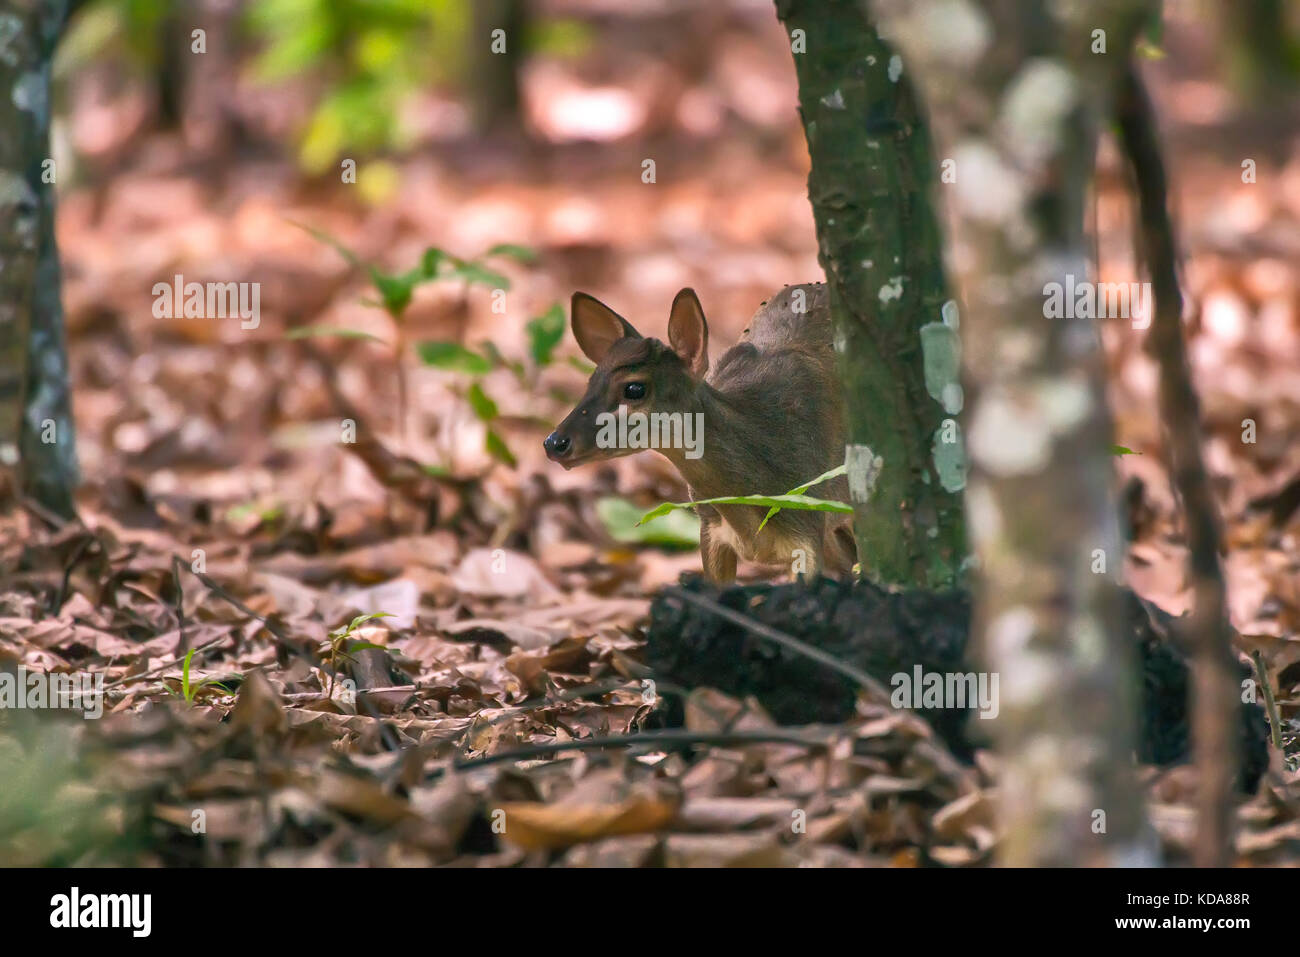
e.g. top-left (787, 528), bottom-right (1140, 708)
top-left (321, 612), bottom-right (391, 697)
top-left (289, 224), bottom-right (560, 467)
top-left (176, 648), bottom-right (234, 705)
top-left (417, 302), bottom-right (567, 467)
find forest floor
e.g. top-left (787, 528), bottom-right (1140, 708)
top-left (3, 5), bottom-right (1300, 865)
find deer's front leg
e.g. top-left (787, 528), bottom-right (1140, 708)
top-left (793, 541), bottom-right (822, 582)
top-left (699, 511), bottom-right (737, 583)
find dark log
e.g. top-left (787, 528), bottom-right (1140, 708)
top-left (646, 576), bottom-right (1269, 792)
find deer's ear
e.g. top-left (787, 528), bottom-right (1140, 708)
top-left (668, 288), bottom-right (709, 378)
top-left (571, 293), bottom-right (640, 364)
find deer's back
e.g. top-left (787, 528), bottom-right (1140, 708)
top-left (737, 282), bottom-right (832, 353)
top-left (703, 281), bottom-right (844, 492)
top-left (708, 282), bottom-right (835, 394)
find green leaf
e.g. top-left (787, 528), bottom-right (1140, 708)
top-left (598, 497), bottom-right (700, 548)
top-left (1111, 445), bottom-right (1142, 457)
top-left (349, 612), bottom-right (392, 631)
top-left (467, 382), bottom-right (499, 421)
top-left (181, 648), bottom-right (195, 703)
top-left (639, 493), bottom-right (852, 527)
top-left (485, 429), bottom-right (517, 467)
top-left (371, 270), bottom-right (415, 319)
top-left (1135, 39), bottom-right (1165, 59)
top-left (759, 463), bottom-right (848, 532)
top-left (483, 243), bottom-right (538, 264)
top-left (330, 611), bottom-right (392, 641)
top-left (788, 462), bottom-right (848, 494)
top-left (287, 326), bottom-right (389, 345)
top-left (479, 341), bottom-right (526, 381)
top-left (525, 304), bottom-right (566, 366)
top-left (567, 356), bottom-right (596, 375)
top-left (417, 341), bottom-right (492, 374)
top-left (444, 261), bottom-right (510, 290)
top-left (525, 18), bottom-right (595, 57)
top-left (251, 18), bottom-right (334, 82)
top-left (288, 220), bottom-right (363, 268)
top-left (1144, 3), bottom-right (1163, 46)
top-left (420, 247), bottom-right (450, 277)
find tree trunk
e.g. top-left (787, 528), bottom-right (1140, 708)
top-left (876, 0), bottom-right (1154, 865)
top-left (0, 0), bottom-right (78, 519)
top-left (775, 0), bottom-right (967, 590)
top-left (1219, 0), bottom-right (1298, 104)
top-left (1117, 66), bottom-right (1238, 866)
top-left (470, 0), bottom-right (525, 135)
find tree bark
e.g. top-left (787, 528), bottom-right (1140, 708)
top-left (775, 0), bottom-right (967, 589)
top-left (470, 0), bottom-right (525, 135)
top-left (1117, 65), bottom-right (1238, 867)
top-left (0, 0), bottom-right (79, 519)
top-left (876, 0), bottom-right (1154, 865)
top-left (1218, 0), bottom-right (1298, 105)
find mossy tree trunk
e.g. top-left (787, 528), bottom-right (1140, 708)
top-left (774, 0), bottom-right (967, 590)
top-left (0, 0), bottom-right (78, 519)
top-left (876, 0), bottom-right (1153, 865)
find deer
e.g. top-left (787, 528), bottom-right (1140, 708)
top-left (544, 283), bottom-right (855, 583)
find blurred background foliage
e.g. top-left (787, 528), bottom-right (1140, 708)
top-left (57, 0), bottom-right (595, 176)
top-left (51, 0), bottom-right (1299, 185)
top-left (30, 0), bottom-right (1300, 563)
top-left (246, 0), bottom-right (469, 172)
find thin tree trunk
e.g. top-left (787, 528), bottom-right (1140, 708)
top-left (1117, 65), bottom-right (1237, 866)
top-left (0, 0), bottom-right (78, 519)
top-left (1219, 0), bottom-right (1297, 104)
top-left (471, 0), bottom-right (525, 135)
top-left (774, 0), bottom-right (967, 589)
top-left (876, 0), bottom-right (1153, 865)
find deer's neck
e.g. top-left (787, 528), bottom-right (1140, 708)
top-left (659, 384), bottom-right (766, 500)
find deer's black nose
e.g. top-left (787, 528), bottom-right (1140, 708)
top-left (544, 431), bottom-right (571, 458)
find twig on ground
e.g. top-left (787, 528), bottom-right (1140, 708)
top-left (448, 727), bottom-right (833, 772)
top-left (21, 495), bottom-right (71, 529)
top-left (280, 685), bottom-right (416, 702)
top-left (170, 554), bottom-right (187, 656)
top-left (103, 631), bottom-right (233, 690)
top-left (660, 585), bottom-right (970, 782)
top-left (50, 531), bottom-right (93, 615)
top-left (661, 585), bottom-right (893, 702)
top-left (1251, 650), bottom-right (1284, 752)
top-left (480, 677), bottom-right (688, 727)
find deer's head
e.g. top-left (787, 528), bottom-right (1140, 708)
top-left (544, 288), bottom-right (709, 467)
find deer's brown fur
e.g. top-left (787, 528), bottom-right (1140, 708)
top-left (545, 284), bottom-right (854, 582)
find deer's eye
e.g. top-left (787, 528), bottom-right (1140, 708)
top-left (623, 382), bottom-right (646, 400)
